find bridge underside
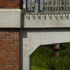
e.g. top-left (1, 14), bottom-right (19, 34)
top-left (21, 29), bottom-right (70, 70)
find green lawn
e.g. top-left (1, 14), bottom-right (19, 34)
top-left (31, 66), bottom-right (47, 70)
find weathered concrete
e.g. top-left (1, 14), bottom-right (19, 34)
top-left (0, 9), bottom-right (21, 28)
top-left (21, 29), bottom-right (70, 70)
top-left (24, 14), bottom-right (70, 28)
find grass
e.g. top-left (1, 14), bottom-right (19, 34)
top-left (31, 43), bottom-right (70, 70)
top-left (31, 66), bottom-right (47, 70)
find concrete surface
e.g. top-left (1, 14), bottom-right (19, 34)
top-left (24, 14), bottom-right (70, 28)
top-left (21, 29), bottom-right (70, 70)
top-left (0, 9), bottom-right (21, 28)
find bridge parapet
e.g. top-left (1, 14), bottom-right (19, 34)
top-left (24, 0), bottom-right (70, 14)
top-left (24, 13), bottom-right (70, 28)
top-left (23, 0), bottom-right (70, 28)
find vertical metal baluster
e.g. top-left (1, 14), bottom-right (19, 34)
top-left (34, 0), bottom-right (35, 13)
top-left (42, 0), bottom-right (44, 12)
top-left (58, 0), bottom-right (59, 13)
top-left (30, 0), bottom-right (31, 12)
top-left (34, 0), bottom-right (36, 13)
top-left (30, 0), bottom-right (32, 12)
top-left (65, 0), bottom-right (66, 13)
top-left (66, 0), bottom-right (68, 13)
top-left (43, 0), bottom-right (44, 13)
top-left (48, 0), bottom-right (49, 14)
top-left (24, 0), bottom-right (26, 12)
top-left (29, 0), bottom-right (30, 12)
top-left (26, 0), bottom-right (28, 12)
top-left (40, 0), bottom-right (43, 12)
top-left (66, 0), bottom-right (68, 12)
top-left (49, 0), bottom-right (51, 13)
top-left (64, 0), bottom-right (65, 13)
top-left (56, 0), bottom-right (57, 13)
top-left (68, 0), bottom-right (69, 11)
top-left (67, 0), bottom-right (69, 12)
top-left (39, 0), bottom-right (41, 12)
top-left (66, 0), bottom-right (67, 13)
top-left (28, 0), bottom-right (30, 12)
top-left (54, 0), bottom-right (55, 14)
top-left (40, 0), bottom-right (41, 11)
top-left (51, 0), bottom-right (52, 12)
top-left (67, 0), bottom-right (68, 12)
top-left (47, 0), bottom-right (48, 13)
top-left (52, 0), bottom-right (54, 13)
top-left (61, 0), bottom-right (62, 12)
top-left (66, 0), bottom-right (68, 16)
top-left (27, 0), bottom-right (30, 12)
top-left (44, 0), bottom-right (47, 13)
top-left (35, 0), bottom-right (38, 13)
top-left (55, 0), bottom-right (56, 13)
top-left (38, 0), bottom-right (40, 12)
top-left (60, 0), bottom-right (61, 12)
top-left (69, 0), bottom-right (70, 13)
top-left (47, 0), bottom-right (49, 14)
top-left (68, 0), bottom-right (69, 15)
top-left (32, 0), bottom-right (35, 12)
top-left (51, 0), bottom-right (52, 13)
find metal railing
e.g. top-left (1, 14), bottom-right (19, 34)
top-left (24, 0), bottom-right (70, 14)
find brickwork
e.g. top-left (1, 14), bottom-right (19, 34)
top-left (0, 29), bottom-right (19, 70)
top-left (0, 0), bottom-right (21, 8)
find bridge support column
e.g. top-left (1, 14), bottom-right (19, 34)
top-left (23, 53), bottom-right (30, 70)
top-left (21, 29), bottom-right (70, 70)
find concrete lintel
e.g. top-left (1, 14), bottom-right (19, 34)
top-left (0, 9), bottom-right (22, 28)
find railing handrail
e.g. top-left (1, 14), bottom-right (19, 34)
top-left (23, 0), bottom-right (70, 14)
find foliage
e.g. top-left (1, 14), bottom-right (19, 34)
top-left (31, 43), bottom-right (70, 70)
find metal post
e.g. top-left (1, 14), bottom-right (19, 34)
top-left (69, 0), bottom-right (70, 11)
top-left (60, 0), bottom-right (61, 11)
top-left (38, 0), bottom-right (40, 12)
top-left (35, 0), bottom-right (38, 13)
top-left (64, 0), bottom-right (65, 12)
top-left (26, 0), bottom-right (27, 11)
top-left (52, 0), bottom-right (54, 12)
top-left (58, 0), bottom-right (59, 12)
top-left (56, 0), bottom-right (58, 11)
top-left (23, 0), bottom-right (26, 12)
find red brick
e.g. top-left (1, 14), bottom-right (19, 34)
top-left (0, 0), bottom-right (21, 8)
top-left (0, 29), bottom-right (19, 70)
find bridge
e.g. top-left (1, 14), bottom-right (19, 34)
top-left (23, 0), bottom-right (70, 70)
top-left (0, 0), bottom-right (70, 70)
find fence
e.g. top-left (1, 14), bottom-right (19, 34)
top-left (24, 0), bottom-right (70, 14)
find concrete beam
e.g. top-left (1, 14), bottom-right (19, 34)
top-left (0, 9), bottom-right (21, 28)
top-left (24, 14), bottom-right (70, 28)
